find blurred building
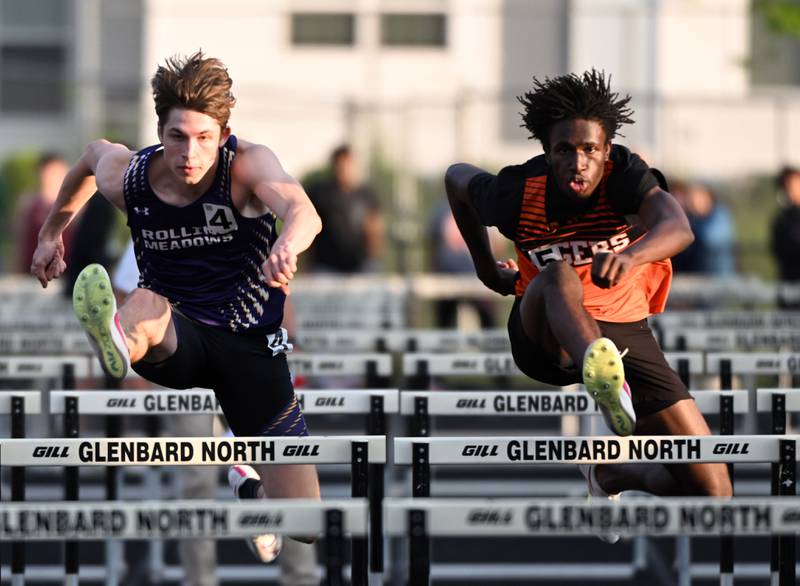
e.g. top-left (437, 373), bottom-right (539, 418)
top-left (0, 0), bottom-right (798, 179)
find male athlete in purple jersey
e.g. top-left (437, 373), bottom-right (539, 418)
top-left (31, 51), bottom-right (321, 562)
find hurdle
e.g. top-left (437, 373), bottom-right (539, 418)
top-left (400, 388), bottom-right (747, 435)
top-left (294, 328), bottom-right (510, 354)
top-left (394, 434), bottom-right (798, 586)
top-left (47, 388), bottom-right (398, 580)
top-left (399, 388), bottom-right (748, 584)
top-left (0, 435), bottom-right (385, 586)
top-left (0, 392), bottom-right (42, 586)
top-left (50, 388), bottom-right (225, 585)
top-left (651, 310), bottom-right (800, 331)
top-left (384, 497), bottom-right (800, 586)
top-left (661, 327), bottom-right (800, 352)
top-left (0, 498), bottom-right (367, 586)
top-left (0, 356), bottom-right (91, 389)
top-left (706, 352), bottom-right (800, 391)
top-left (286, 353), bottom-right (393, 389)
top-left (401, 351), bottom-right (704, 391)
top-left (0, 332), bottom-right (91, 355)
top-left (757, 389), bottom-right (800, 586)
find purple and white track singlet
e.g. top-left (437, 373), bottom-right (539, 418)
top-left (123, 136), bottom-right (284, 333)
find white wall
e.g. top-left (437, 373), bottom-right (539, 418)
top-left (2, 0), bottom-right (797, 182)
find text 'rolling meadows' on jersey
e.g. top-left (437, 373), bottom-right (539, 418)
top-left (123, 135), bottom-right (285, 333)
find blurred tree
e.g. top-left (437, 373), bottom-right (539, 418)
top-left (755, 0), bottom-right (800, 36)
top-left (0, 151), bottom-right (41, 271)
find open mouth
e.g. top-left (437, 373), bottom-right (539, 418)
top-left (568, 177), bottom-right (588, 194)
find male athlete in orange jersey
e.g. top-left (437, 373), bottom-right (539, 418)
top-left (445, 70), bottom-right (731, 506)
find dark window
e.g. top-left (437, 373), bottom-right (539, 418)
top-left (291, 13), bottom-right (355, 46)
top-left (381, 13), bottom-right (446, 47)
top-left (0, 45), bottom-right (66, 113)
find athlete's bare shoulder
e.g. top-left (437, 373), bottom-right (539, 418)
top-left (87, 140), bottom-right (134, 209)
top-left (231, 139), bottom-right (288, 185)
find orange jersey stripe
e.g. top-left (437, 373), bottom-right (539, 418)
top-left (513, 163), bottom-right (672, 321)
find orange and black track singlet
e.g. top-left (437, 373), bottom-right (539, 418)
top-left (468, 144), bottom-right (672, 323)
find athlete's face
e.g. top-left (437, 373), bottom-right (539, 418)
top-left (545, 119), bottom-right (610, 201)
top-left (158, 108), bottom-right (230, 185)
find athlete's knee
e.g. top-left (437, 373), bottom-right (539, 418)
top-left (119, 288), bottom-right (173, 354)
top-left (125, 287), bottom-right (168, 313)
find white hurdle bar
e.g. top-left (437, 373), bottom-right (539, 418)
top-left (399, 389), bottom-right (747, 417)
top-left (0, 353), bottom-right (395, 383)
top-left (385, 497), bottom-right (800, 537)
top-left (385, 497), bottom-right (800, 585)
top-left (399, 389), bottom-right (747, 437)
top-left (0, 499), bottom-right (366, 586)
top-left (0, 356), bottom-right (92, 380)
top-left (402, 352), bottom-right (704, 388)
top-left (394, 435), bottom-right (795, 467)
top-left (49, 388), bottom-right (400, 416)
top-left (0, 391), bottom-right (42, 415)
top-left (651, 311), bottom-right (800, 330)
top-left (662, 328), bottom-right (800, 352)
top-left (706, 353), bottom-right (800, 390)
top-left (294, 328), bottom-right (510, 353)
top-left (0, 498), bottom-right (367, 540)
top-left (0, 331), bottom-right (92, 355)
top-left (0, 435), bottom-right (386, 466)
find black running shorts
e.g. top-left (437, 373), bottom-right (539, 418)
top-left (507, 298), bottom-right (692, 417)
top-left (132, 310), bottom-right (305, 437)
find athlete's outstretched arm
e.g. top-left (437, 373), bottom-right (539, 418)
top-left (31, 140), bottom-right (130, 287)
top-left (445, 163), bottom-right (516, 295)
top-left (237, 144), bottom-right (322, 293)
top-left (592, 186), bottom-right (694, 288)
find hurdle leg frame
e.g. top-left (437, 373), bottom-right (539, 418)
top-left (778, 439), bottom-right (796, 586)
top-left (64, 395), bottom-right (80, 586)
top-left (11, 395), bottom-right (25, 586)
top-left (409, 443), bottom-right (431, 585)
top-left (350, 441), bottom-right (368, 586)
top-left (368, 395), bottom-right (385, 573)
top-left (719, 393), bottom-right (734, 586)
top-left (412, 397), bottom-right (430, 438)
top-left (771, 392), bottom-right (786, 586)
top-left (105, 375), bottom-right (122, 586)
top-left (407, 359), bottom-right (430, 392)
top-left (324, 509), bottom-right (345, 586)
top-left (408, 509), bottom-right (429, 586)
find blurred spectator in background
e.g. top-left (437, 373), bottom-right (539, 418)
top-left (771, 166), bottom-right (800, 281)
top-left (771, 166), bottom-right (800, 308)
top-left (428, 200), bottom-right (499, 328)
top-left (672, 181), bottom-right (736, 276)
top-left (306, 145), bottom-right (383, 272)
top-left (14, 153), bottom-right (75, 273)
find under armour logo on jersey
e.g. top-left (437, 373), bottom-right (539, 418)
top-left (133, 206), bottom-right (150, 216)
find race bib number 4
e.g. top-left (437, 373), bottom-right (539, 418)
top-left (203, 203), bottom-right (238, 235)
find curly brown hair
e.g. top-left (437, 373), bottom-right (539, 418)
top-left (151, 51), bottom-right (236, 129)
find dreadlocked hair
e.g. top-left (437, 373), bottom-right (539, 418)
top-left (517, 69), bottom-right (634, 150)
